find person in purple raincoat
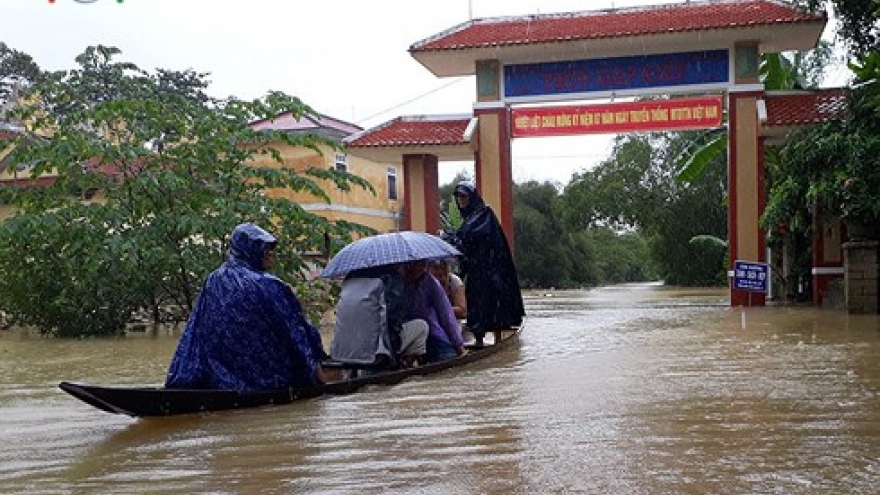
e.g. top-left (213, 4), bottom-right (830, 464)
top-left (165, 223), bottom-right (333, 391)
top-left (402, 260), bottom-right (466, 362)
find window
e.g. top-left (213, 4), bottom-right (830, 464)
top-left (334, 153), bottom-right (347, 173)
top-left (387, 166), bottom-right (397, 201)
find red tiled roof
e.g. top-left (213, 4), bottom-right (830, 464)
top-left (345, 116), bottom-right (472, 148)
top-left (0, 176), bottom-right (55, 188)
top-left (763, 89), bottom-right (848, 127)
top-left (411, 0), bottom-right (823, 52)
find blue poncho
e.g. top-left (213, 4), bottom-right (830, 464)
top-left (165, 223), bottom-right (327, 391)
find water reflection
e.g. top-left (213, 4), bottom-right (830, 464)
top-left (1, 284), bottom-right (878, 494)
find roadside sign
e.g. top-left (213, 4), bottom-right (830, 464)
top-left (733, 260), bottom-right (769, 293)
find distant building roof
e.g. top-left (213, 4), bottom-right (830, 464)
top-left (410, 0), bottom-right (826, 77)
top-left (249, 112), bottom-right (362, 141)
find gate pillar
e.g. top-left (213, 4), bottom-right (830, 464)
top-left (727, 42), bottom-right (767, 306)
top-left (474, 60), bottom-right (515, 250)
top-left (728, 88), bottom-right (767, 306)
top-left (402, 153), bottom-right (440, 233)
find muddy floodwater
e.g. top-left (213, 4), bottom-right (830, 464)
top-left (1, 284), bottom-right (878, 494)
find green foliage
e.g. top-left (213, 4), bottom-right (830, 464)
top-left (675, 46), bottom-right (834, 184)
top-left (561, 132), bottom-right (728, 286)
top-left (0, 204), bottom-right (146, 335)
top-left (575, 228), bottom-right (657, 284)
top-left (676, 130), bottom-right (726, 184)
top-left (798, 0), bottom-right (879, 59)
top-left (0, 42), bottom-right (42, 112)
top-left (514, 180), bottom-right (659, 287)
top-left (514, 181), bottom-right (573, 287)
top-left (435, 177), bottom-right (657, 289)
top-left (689, 235), bottom-right (728, 250)
top-left (0, 45), bottom-right (372, 337)
top-left (562, 135), bottom-right (656, 230)
top-left (768, 49), bottom-right (880, 231)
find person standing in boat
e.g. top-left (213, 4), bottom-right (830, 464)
top-left (403, 259), bottom-right (466, 362)
top-left (165, 223), bottom-right (335, 392)
top-left (443, 182), bottom-right (525, 346)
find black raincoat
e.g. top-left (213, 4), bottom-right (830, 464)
top-left (447, 183), bottom-right (525, 338)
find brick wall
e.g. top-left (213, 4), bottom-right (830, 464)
top-left (844, 241), bottom-right (879, 314)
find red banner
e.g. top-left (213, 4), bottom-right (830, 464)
top-left (510, 96), bottom-right (723, 137)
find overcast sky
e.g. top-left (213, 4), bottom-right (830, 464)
top-left (3, 0), bottom-right (840, 185)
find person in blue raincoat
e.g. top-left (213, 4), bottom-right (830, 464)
top-left (165, 223), bottom-right (333, 391)
top-left (444, 182), bottom-right (525, 345)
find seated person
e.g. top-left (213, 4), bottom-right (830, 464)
top-left (403, 260), bottom-right (466, 362)
top-left (429, 258), bottom-right (467, 320)
top-left (165, 223), bottom-right (334, 392)
top-left (331, 264), bottom-right (428, 370)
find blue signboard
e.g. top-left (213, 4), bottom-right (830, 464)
top-left (504, 49), bottom-right (729, 98)
top-left (733, 260), bottom-right (769, 293)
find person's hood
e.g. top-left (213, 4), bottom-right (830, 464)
top-left (454, 181), bottom-right (485, 218)
top-left (228, 223), bottom-right (277, 271)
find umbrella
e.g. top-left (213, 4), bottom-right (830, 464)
top-left (320, 231), bottom-right (460, 279)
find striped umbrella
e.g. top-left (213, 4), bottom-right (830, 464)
top-left (320, 231), bottom-right (460, 279)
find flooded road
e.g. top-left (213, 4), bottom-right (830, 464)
top-left (1, 284), bottom-right (878, 494)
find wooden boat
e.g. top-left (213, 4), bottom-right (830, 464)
top-left (58, 326), bottom-right (521, 418)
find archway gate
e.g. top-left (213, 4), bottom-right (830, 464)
top-left (347, 0), bottom-right (827, 307)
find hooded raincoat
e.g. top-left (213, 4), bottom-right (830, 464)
top-left (447, 183), bottom-right (525, 338)
top-left (165, 223), bottom-right (327, 391)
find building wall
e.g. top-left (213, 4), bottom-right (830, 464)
top-left (248, 142), bottom-right (403, 233)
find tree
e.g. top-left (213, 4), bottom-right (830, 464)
top-left (0, 45), bottom-right (372, 336)
top-left (799, 0), bottom-right (879, 59)
top-left (435, 175), bottom-right (656, 289)
top-left (766, 50), bottom-right (880, 237)
top-left (513, 181), bottom-right (572, 288)
top-left (561, 132), bottom-right (727, 286)
top-left (0, 42), bottom-right (42, 114)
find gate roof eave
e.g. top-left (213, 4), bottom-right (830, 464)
top-left (411, 0), bottom-right (826, 78)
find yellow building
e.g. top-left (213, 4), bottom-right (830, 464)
top-left (1, 114), bottom-right (404, 231)
top-left (249, 112), bottom-right (403, 233)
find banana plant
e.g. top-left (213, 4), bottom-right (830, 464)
top-left (675, 44), bottom-right (833, 184)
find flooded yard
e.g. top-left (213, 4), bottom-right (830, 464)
top-left (1, 284), bottom-right (878, 494)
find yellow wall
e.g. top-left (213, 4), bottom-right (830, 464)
top-left (249, 142), bottom-right (403, 233)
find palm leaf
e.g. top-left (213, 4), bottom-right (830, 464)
top-left (676, 133), bottom-right (727, 184)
